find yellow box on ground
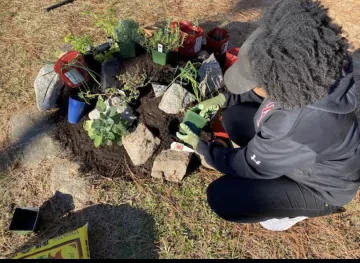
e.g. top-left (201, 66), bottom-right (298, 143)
top-left (12, 224), bottom-right (90, 259)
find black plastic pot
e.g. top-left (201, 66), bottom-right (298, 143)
top-left (9, 208), bottom-right (41, 235)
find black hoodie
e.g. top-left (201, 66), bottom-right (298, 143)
top-left (197, 61), bottom-right (360, 207)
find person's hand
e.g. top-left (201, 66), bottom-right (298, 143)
top-left (194, 93), bottom-right (226, 117)
top-left (176, 123), bottom-right (201, 149)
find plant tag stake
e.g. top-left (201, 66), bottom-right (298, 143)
top-left (194, 36), bottom-right (203, 53)
top-left (221, 42), bottom-right (229, 54)
top-left (158, 44), bottom-right (164, 53)
top-left (64, 69), bottom-right (85, 85)
top-left (171, 142), bottom-right (195, 153)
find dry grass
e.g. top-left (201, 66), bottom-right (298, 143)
top-left (0, 0), bottom-right (359, 259)
top-left (0, 164), bottom-right (359, 259)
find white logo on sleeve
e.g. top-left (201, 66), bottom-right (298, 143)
top-left (251, 155), bottom-right (261, 165)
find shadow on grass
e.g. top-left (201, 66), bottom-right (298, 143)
top-left (14, 192), bottom-right (159, 259)
top-left (0, 109), bottom-right (59, 173)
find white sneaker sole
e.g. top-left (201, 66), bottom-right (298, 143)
top-left (260, 217), bottom-right (308, 231)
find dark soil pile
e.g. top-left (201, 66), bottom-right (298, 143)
top-left (55, 53), bottom-right (185, 179)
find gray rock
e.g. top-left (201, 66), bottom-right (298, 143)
top-left (88, 96), bottom-right (137, 125)
top-left (151, 150), bottom-right (193, 183)
top-left (101, 57), bottom-right (122, 92)
top-left (159, 83), bottom-right (196, 114)
top-left (123, 123), bottom-right (161, 166)
top-left (199, 54), bottom-right (225, 96)
top-left (152, 83), bottom-right (168, 98)
top-left (50, 160), bottom-right (90, 203)
top-left (34, 64), bottom-right (64, 111)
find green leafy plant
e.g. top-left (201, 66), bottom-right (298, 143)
top-left (115, 19), bottom-right (140, 45)
top-left (94, 43), bottom-right (120, 63)
top-left (140, 21), bottom-right (185, 53)
top-left (174, 61), bottom-right (202, 102)
top-left (64, 33), bottom-right (93, 54)
top-left (118, 71), bottom-right (147, 103)
top-left (78, 87), bottom-right (123, 104)
top-left (84, 98), bottom-right (129, 147)
top-left (83, 9), bottom-right (118, 39)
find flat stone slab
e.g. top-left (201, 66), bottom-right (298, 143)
top-left (151, 150), bottom-right (193, 183)
top-left (50, 159), bottom-right (91, 203)
top-left (158, 83), bottom-right (196, 114)
top-left (123, 123), bottom-right (161, 166)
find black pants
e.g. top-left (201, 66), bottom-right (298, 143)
top-left (206, 103), bottom-right (339, 223)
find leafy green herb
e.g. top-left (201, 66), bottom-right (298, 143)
top-left (140, 20), bottom-right (184, 53)
top-left (83, 98), bottom-right (129, 148)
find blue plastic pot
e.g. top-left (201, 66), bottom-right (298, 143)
top-left (68, 96), bottom-right (87, 124)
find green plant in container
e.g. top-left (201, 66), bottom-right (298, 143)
top-left (115, 19), bottom-right (140, 58)
top-left (84, 98), bottom-right (129, 148)
top-left (140, 21), bottom-right (185, 65)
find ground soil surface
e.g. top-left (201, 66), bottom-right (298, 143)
top-left (55, 53), bottom-right (185, 179)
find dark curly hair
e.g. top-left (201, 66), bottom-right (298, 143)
top-left (248, 0), bottom-right (350, 109)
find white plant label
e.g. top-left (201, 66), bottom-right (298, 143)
top-left (64, 69), bottom-right (85, 85)
top-left (158, 44), bottom-right (163, 53)
top-left (221, 41), bottom-right (229, 54)
top-left (171, 142), bottom-right (195, 153)
top-left (194, 36), bottom-right (203, 53)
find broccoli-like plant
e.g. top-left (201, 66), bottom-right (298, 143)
top-left (83, 98), bottom-right (129, 148)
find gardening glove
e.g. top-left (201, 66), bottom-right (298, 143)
top-left (194, 93), bottom-right (226, 118)
top-left (176, 123), bottom-right (201, 150)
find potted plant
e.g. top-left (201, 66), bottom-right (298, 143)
top-left (54, 50), bottom-right (91, 89)
top-left (140, 21), bottom-right (185, 65)
top-left (206, 27), bottom-right (230, 57)
top-left (9, 208), bottom-right (41, 235)
top-left (54, 50), bottom-right (105, 124)
top-left (115, 18), bottom-right (141, 58)
top-left (170, 21), bottom-right (204, 57)
top-left (180, 109), bottom-right (208, 136)
top-left (84, 98), bottom-right (129, 147)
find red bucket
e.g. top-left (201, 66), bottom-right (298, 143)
top-left (54, 50), bottom-right (90, 88)
top-left (206, 28), bottom-right (230, 57)
top-left (171, 21), bottom-right (204, 57)
top-left (224, 47), bottom-right (240, 71)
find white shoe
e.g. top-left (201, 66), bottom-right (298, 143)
top-left (260, 217), bottom-right (308, 231)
